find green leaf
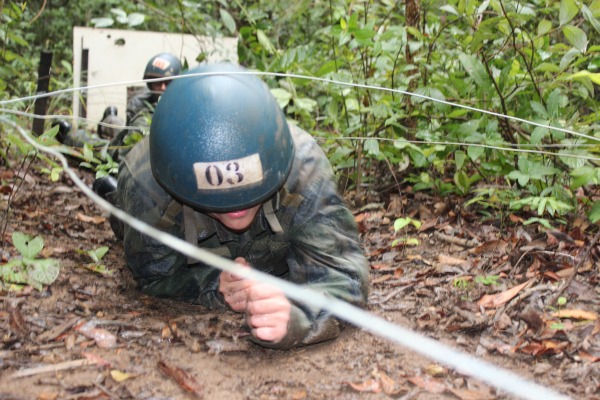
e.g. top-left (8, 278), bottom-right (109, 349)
top-left (538, 19), bottom-right (553, 35)
top-left (440, 5), bottom-right (459, 15)
top-left (454, 150), bottom-right (466, 170)
top-left (25, 258), bottom-right (60, 287)
top-left (562, 25), bottom-right (588, 52)
top-left (256, 30), bottom-right (275, 54)
top-left (12, 232), bottom-right (44, 259)
top-left (570, 166), bottom-right (600, 189)
top-left (588, 201), bottom-right (600, 223)
top-left (90, 17), bottom-right (114, 28)
top-left (88, 246), bottom-right (109, 263)
top-left (530, 101), bottom-right (549, 118)
top-left (219, 9), bottom-right (236, 33)
top-left (127, 13), bottom-right (145, 27)
top-left (560, 0), bottom-right (579, 25)
top-left (7, 32), bottom-right (28, 47)
top-left (340, 18), bottom-right (347, 30)
top-left (364, 139), bottom-right (380, 156)
top-left (110, 8), bottom-right (127, 19)
top-left (393, 217), bottom-right (421, 231)
top-left (507, 170), bottom-right (530, 186)
top-left (294, 97), bottom-right (317, 112)
top-left (467, 145), bottom-right (484, 161)
top-left (530, 127), bottom-right (548, 144)
top-left (454, 171), bottom-right (470, 195)
top-left (458, 54), bottom-right (489, 89)
top-left (565, 70), bottom-right (600, 85)
top-left (270, 88), bottom-right (292, 108)
top-left (352, 28), bottom-right (376, 40)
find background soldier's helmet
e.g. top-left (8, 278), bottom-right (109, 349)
top-left (143, 53), bottom-right (182, 88)
top-left (149, 63), bottom-right (294, 213)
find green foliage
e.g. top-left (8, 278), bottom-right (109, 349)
top-left (0, 232), bottom-right (60, 291)
top-left (3, 0), bottom-right (600, 225)
top-left (392, 217), bottom-right (421, 246)
top-left (76, 246), bottom-right (113, 276)
top-left (474, 275), bottom-right (501, 286)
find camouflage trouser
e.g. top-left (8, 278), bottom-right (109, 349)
top-left (103, 190), bottom-right (124, 240)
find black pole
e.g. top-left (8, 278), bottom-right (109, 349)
top-left (32, 50), bottom-right (53, 137)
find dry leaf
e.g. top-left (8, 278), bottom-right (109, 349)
top-left (477, 279), bottom-right (532, 308)
top-left (551, 309), bottom-right (598, 321)
top-left (470, 240), bottom-right (508, 255)
top-left (346, 378), bottom-right (381, 393)
top-left (449, 388), bottom-right (495, 400)
top-left (438, 254), bottom-right (467, 265)
top-left (76, 322), bottom-right (117, 348)
top-left (407, 375), bottom-right (447, 394)
top-left (158, 360), bottom-right (205, 398)
top-left (8, 305), bottom-right (28, 337)
top-left (578, 351), bottom-right (600, 363)
top-left (81, 351), bottom-right (112, 367)
top-left (111, 369), bottom-right (134, 382)
top-left (76, 212), bottom-right (106, 224)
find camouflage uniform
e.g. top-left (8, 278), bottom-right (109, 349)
top-left (109, 90), bottom-right (158, 161)
top-left (115, 124), bottom-right (369, 349)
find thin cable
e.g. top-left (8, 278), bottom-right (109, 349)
top-left (1, 108), bottom-right (598, 163)
top-left (1, 116), bottom-right (571, 400)
top-left (1, 71), bottom-right (598, 144)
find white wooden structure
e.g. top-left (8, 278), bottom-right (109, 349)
top-left (72, 27), bottom-right (238, 126)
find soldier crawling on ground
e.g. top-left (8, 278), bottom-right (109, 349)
top-left (94, 63), bottom-right (370, 349)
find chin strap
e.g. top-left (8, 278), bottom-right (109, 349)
top-left (262, 191), bottom-right (283, 234)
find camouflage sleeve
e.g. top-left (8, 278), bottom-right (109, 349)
top-left (255, 128), bottom-right (369, 349)
top-left (117, 144), bottom-right (226, 309)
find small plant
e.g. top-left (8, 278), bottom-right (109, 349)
top-left (474, 275), bottom-right (500, 286)
top-left (0, 232), bottom-right (60, 290)
top-left (76, 246), bottom-right (112, 276)
top-left (392, 217), bottom-right (421, 247)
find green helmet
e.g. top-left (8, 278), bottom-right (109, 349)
top-left (149, 63), bottom-right (294, 213)
top-left (143, 53), bottom-right (182, 86)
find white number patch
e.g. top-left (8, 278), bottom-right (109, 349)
top-left (193, 153), bottom-right (264, 190)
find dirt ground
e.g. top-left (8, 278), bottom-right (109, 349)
top-left (0, 160), bottom-right (599, 400)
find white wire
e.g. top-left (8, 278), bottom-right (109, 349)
top-left (0, 116), bottom-right (572, 400)
top-left (1, 70), bottom-right (598, 144)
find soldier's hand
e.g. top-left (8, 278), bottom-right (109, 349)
top-left (246, 282), bottom-right (291, 343)
top-left (219, 257), bottom-right (251, 312)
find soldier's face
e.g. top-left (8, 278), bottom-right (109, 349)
top-left (148, 81), bottom-right (170, 93)
top-left (209, 204), bottom-right (261, 233)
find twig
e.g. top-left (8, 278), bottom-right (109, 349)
top-left (549, 229), bottom-right (600, 305)
top-left (11, 358), bottom-right (97, 378)
top-left (434, 231), bottom-right (479, 247)
top-left (371, 285), bottom-right (413, 305)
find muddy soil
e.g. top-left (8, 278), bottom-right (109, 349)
top-left (0, 162), bottom-right (598, 400)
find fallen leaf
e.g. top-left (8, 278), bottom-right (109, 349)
top-left (111, 369), bottom-right (135, 382)
top-left (81, 351), bottom-right (112, 367)
top-left (371, 275), bottom-right (393, 284)
top-left (345, 378), bottom-right (381, 393)
top-left (449, 388), bottom-right (495, 400)
top-left (424, 364), bottom-right (448, 377)
top-left (76, 212), bottom-right (106, 224)
top-left (8, 304), bottom-right (28, 337)
top-left (76, 322), bottom-right (117, 348)
top-left (438, 254), bottom-right (467, 266)
top-left (551, 309), bottom-right (598, 321)
top-left (407, 375), bottom-right (447, 394)
top-left (477, 279), bottom-right (532, 308)
top-left (578, 351), bottom-right (600, 363)
top-left (158, 360), bottom-right (205, 398)
top-left (374, 370), bottom-right (401, 395)
top-left (470, 240), bottom-right (508, 255)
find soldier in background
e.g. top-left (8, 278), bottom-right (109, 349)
top-left (57, 53), bottom-right (182, 160)
top-left (108, 52), bottom-right (182, 161)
